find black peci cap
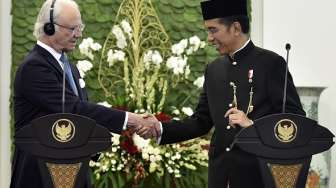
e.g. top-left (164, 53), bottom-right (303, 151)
top-left (201, 0), bottom-right (248, 20)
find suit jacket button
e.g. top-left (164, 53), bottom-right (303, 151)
top-left (226, 126), bottom-right (231, 130)
top-left (232, 61), bottom-right (237, 66)
top-left (226, 147), bottom-right (230, 152)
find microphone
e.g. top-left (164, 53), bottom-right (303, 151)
top-left (286, 43), bottom-right (291, 51)
top-left (282, 43), bottom-right (291, 113)
top-left (62, 52), bottom-right (66, 113)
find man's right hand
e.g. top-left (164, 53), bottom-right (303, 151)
top-left (137, 114), bottom-right (161, 139)
top-left (126, 113), bottom-right (161, 140)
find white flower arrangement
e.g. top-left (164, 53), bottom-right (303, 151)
top-left (89, 132), bottom-right (209, 179)
top-left (77, 19), bottom-right (209, 185)
top-left (77, 20), bottom-right (206, 112)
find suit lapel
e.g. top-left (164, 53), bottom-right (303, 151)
top-left (34, 45), bottom-right (86, 101)
top-left (34, 45), bottom-right (63, 76)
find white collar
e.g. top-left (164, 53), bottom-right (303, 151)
top-left (232, 38), bottom-right (251, 55)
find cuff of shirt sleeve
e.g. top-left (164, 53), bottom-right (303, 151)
top-left (122, 112), bottom-right (129, 131)
top-left (157, 122), bottom-right (163, 144)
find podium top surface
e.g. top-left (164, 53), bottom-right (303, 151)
top-left (234, 113), bottom-right (334, 159)
top-left (15, 113), bottom-right (112, 159)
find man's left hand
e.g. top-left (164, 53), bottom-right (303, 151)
top-left (224, 108), bottom-right (253, 128)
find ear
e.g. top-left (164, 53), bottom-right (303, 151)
top-left (232, 22), bottom-right (242, 36)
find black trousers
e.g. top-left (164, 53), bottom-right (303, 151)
top-left (208, 147), bottom-right (264, 188)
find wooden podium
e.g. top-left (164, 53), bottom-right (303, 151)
top-left (233, 113), bottom-right (334, 188)
top-left (15, 113), bottom-right (112, 188)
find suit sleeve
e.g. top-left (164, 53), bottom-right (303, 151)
top-left (160, 65), bottom-right (214, 144)
top-left (19, 59), bottom-right (126, 134)
top-left (267, 56), bottom-right (306, 115)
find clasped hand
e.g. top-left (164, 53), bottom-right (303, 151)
top-left (127, 112), bottom-right (161, 140)
top-left (224, 107), bottom-right (253, 128)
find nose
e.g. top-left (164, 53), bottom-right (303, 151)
top-left (207, 33), bottom-right (214, 43)
top-left (73, 28), bottom-right (82, 38)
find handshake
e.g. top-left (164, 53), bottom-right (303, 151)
top-left (126, 112), bottom-right (162, 140)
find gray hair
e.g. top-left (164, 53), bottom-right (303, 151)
top-left (33, 0), bottom-right (79, 39)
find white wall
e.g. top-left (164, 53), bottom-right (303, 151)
top-left (0, 0), bottom-right (12, 187)
top-left (261, 0), bottom-right (336, 186)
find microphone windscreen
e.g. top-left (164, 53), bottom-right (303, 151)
top-left (285, 43), bottom-right (291, 50)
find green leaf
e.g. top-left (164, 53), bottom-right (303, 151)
top-left (96, 14), bottom-right (112, 23)
top-left (98, 0), bottom-right (113, 5)
top-left (12, 27), bottom-right (28, 37)
top-left (24, 43), bottom-right (35, 51)
top-left (13, 18), bottom-right (29, 28)
top-left (86, 78), bottom-right (101, 89)
top-left (159, 0), bottom-right (170, 5)
top-left (170, 0), bottom-right (185, 8)
top-left (13, 0), bottom-right (25, 8)
top-left (184, 0), bottom-right (201, 7)
top-left (14, 37), bottom-right (29, 45)
top-left (158, 4), bottom-right (172, 14)
top-left (183, 9), bottom-right (200, 22)
top-left (25, 16), bottom-right (37, 25)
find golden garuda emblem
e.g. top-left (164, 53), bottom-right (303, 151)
top-left (274, 119), bottom-right (297, 143)
top-left (52, 119), bottom-right (75, 142)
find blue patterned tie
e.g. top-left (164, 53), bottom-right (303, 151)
top-left (60, 53), bottom-right (79, 96)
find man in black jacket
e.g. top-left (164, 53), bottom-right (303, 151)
top-left (141, 0), bottom-right (306, 187)
top-left (11, 0), bottom-right (148, 187)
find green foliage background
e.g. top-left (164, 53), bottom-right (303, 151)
top-left (11, 0), bottom-right (251, 106)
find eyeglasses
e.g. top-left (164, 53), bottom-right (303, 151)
top-left (54, 23), bottom-right (85, 34)
top-left (207, 27), bottom-right (219, 35)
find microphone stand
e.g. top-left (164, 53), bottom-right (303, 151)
top-left (62, 52), bottom-right (66, 113)
top-left (282, 43), bottom-right (291, 113)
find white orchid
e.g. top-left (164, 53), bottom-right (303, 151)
top-left (107, 49), bottom-right (126, 66)
top-left (132, 133), bottom-right (150, 151)
top-left (79, 37), bottom-right (102, 60)
top-left (91, 43), bottom-right (102, 51)
top-left (78, 78), bottom-right (86, 88)
top-left (182, 107), bottom-right (193, 116)
top-left (186, 48), bottom-right (194, 55)
top-left (112, 25), bottom-right (127, 49)
top-left (143, 50), bottom-right (163, 69)
top-left (172, 109), bottom-right (180, 115)
top-left (193, 76), bottom-right (205, 88)
top-left (143, 50), bottom-right (153, 64)
top-left (120, 19), bottom-right (132, 38)
top-left (166, 56), bottom-right (188, 75)
top-left (171, 39), bottom-right (188, 55)
top-left (189, 35), bottom-right (201, 52)
top-left (151, 50), bottom-right (163, 66)
top-left (76, 60), bottom-right (93, 78)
